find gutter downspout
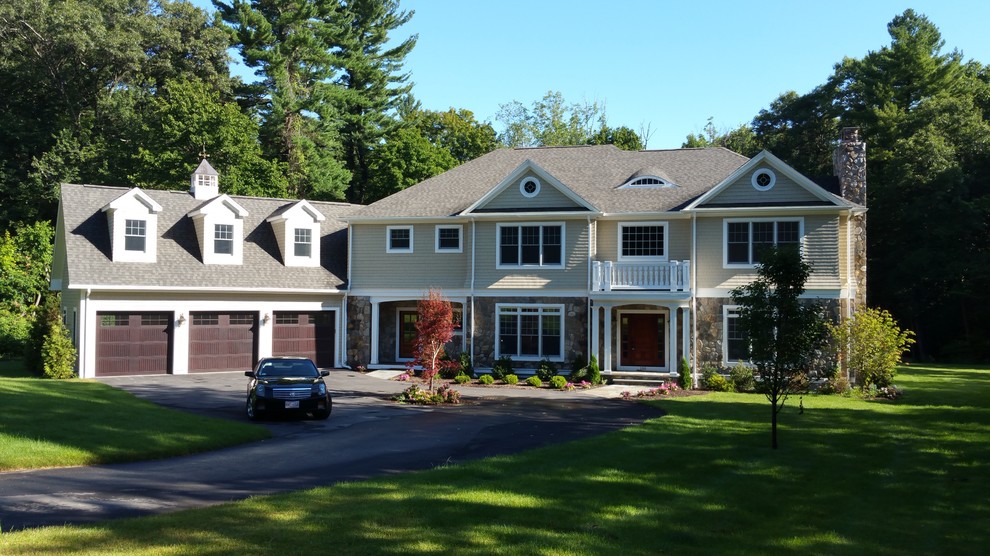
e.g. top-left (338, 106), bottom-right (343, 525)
top-left (587, 217), bottom-right (593, 363)
top-left (81, 288), bottom-right (90, 379)
top-left (343, 223), bottom-right (353, 369)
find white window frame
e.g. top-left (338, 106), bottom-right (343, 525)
top-left (619, 176), bottom-right (672, 189)
top-left (494, 303), bottom-right (565, 362)
top-left (124, 219), bottom-right (147, 252)
top-left (519, 177), bottom-right (541, 198)
top-left (751, 168), bottom-right (776, 191)
top-left (196, 173), bottom-right (218, 189)
top-left (723, 217), bottom-right (804, 269)
top-left (722, 305), bottom-right (755, 366)
top-left (617, 221), bottom-right (668, 262)
top-left (214, 223), bottom-right (234, 256)
top-left (496, 222), bottom-right (565, 269)
top-left (386, 225), bottom-right (414, 253)
top-left (435, 225), bottom-right (463, 253)
top-left (293, 227), bottom-right (312, 258)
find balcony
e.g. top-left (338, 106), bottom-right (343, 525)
top-left (591, 260), bottom-right (691, 292)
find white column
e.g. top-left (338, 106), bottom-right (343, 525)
top-left (370, 300), bottom-right (381, 365)
top-left (590, 304), bottom-right (600, 366)
top-left (668, 305), bottom-right (678, 372)
top-left (682, 305), bottom-right (690, 375)
top-left (603, 305), bottom-right (612, 372)
top-left (256, 309), bottom-right (274, 360)
top-left (339, 297), bottom-right (348, 368)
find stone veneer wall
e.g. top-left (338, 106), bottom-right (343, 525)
top-left (472, 296), bottom-right (587, 370)
top-left (346, 296), bottom-right (371, 367)
top-left (834, 127), bottom-right (867, 308)
top-left (696, 297), bottom-right (841, 371)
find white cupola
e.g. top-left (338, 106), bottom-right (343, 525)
top-left (190, 159), bottom-right (220, 200)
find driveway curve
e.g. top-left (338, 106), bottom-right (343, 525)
top-left (0, 371), bottom-right (663, 531)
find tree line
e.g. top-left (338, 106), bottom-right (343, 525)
top-left (1, 4), bottom-right (986, 362)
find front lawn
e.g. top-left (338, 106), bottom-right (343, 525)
top-left (0, 377), bottom-right (269, 471)
top-left (2, 365), bottom-right (987, 554)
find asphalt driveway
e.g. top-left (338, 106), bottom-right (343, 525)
top-left (0, 371), bottom-right (663, 531)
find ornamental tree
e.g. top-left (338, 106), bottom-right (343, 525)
top-left (730, 246), bottom-right (829, 449)
top-left (828, 307), bottom-right (915, 389)
top-left (414, 289), bottom-right (455, 391)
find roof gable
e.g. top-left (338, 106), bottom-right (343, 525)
top-left (686, 150), bottom-right (852, 210)
top-left (462, 159), bottom-right (597, 214)
top-left (102, 188), bottom-right (162, 214)
top-left (186, 194), bottom-right (249, 219)
top-left (266, 199), bottom-right (327, 224)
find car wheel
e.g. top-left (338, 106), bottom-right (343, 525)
top-left (312, 408), bottom-right (330, 420)
top-left (246, 398), bottom-right (262, 421)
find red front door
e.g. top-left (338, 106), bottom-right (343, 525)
top-left (399, 310), bottom-right (418, 359)
top-left (620, 313), bottom-right (665, 368)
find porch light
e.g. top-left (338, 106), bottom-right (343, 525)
top-left (263, 313), bottom-right (271, 325)
top-left (177, 313), bottom-right (186, 326)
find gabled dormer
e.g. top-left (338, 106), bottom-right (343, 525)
top-left (186, 195), bottom-right (249, 265)
top-left (462, 160), bottom-right (597, 214)
top-left (101, 188), bottom-right (162, 263)
top-left (266, 200), bottom-right (326, 267)
top-left (190, 159), bottom-right (220, 200)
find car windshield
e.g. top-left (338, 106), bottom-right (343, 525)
top-left (256, 360), bottom-right (319, 378)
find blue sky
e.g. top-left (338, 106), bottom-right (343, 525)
top-left (195, 1), bottom-right (990, 149)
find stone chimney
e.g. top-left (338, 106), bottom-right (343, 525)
top-left (190, 159), bottom-right (220, 200)
top-left (833, 127), bottom-right (866, 206)
top-left (834, 127), bottom-right (867, 309)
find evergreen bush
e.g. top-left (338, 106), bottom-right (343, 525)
top-left (491, 356), bottom-right (513, 380)
top-left (41, 320), bottom-right (76, 379)
top-left (536, 359), bottom-right (558, 381)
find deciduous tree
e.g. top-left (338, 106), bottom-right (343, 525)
top-left (414, 289), bottom-right (455, 391)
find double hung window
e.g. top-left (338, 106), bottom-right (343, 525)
top-left (724, 307), bottom-right (751, 363)
top-left (725, 219), bottom-right (801, 266)
top-left (214, 224), bottom-right (234, 255)
top-left (498, 224), bottom-right (563, 267)
top-left (387, 226), bottom-right (413, 253)
top-left (124, 219), bottom-right (146, 252)
top-left (294, 228), bottom-right (312, 257)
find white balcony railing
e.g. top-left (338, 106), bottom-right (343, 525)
top-left (591, 260), bottom-right (691, 292)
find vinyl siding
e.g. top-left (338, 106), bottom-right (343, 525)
top-left (595, 219), bottom-right (691, 262)
top-left (474, 220), bottom-right (589, 289)
top-left (695, 214), bottom-right (841, 290)
top-left (349, 223), bottom-right (471, 289)
top-left (702, 170), bottom-right (821, 206)
top-left (479, 172), bottom-right (585, 211)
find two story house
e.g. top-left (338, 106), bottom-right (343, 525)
top-left (52, 130), bottom-right (866, 382)
top-left (51, 160), bottom-right (359, 378)
top-left (342, 129), bottom-right (867, 380)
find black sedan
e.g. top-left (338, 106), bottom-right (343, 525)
top-left (245, 357), bottom-right (332, 420)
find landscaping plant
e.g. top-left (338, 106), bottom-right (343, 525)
top-left (550, 375), bottom-right (568, 389)
top-left (536, 359), bottom-right (558, 381)
top-left (491, 355), bottom-right (512, 380)
top-left (413, 289), bottom-right (456, 391)
top-left (478, 374), bottom-right (494, 385)
top-left (677, 356), bottom-right (691, 389)
top-left (701, 366), bottom-right (732, 392)
top-left (41, 318), bottom-right (76, 379)
top-left (526, 376), bottom-right (542, 387)
top-left (729, 363), bottom-right (755, 392)
top-left (503, 374), bottom-right (519, 385)
top-left (586, 354), bottom-right (602, 385)
top-left (828, 306), bottom-right (914, 390)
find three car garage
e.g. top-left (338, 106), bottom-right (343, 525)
top-left (94, 310), bottom-right (336, 376)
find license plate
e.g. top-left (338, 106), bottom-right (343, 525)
top-left (284, 400), bottom-right (300, 409)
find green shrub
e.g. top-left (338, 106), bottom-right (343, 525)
top-left (393, 384), bottom-right (461, 405)
top-left (729, 363), bottom-right (755, 392)
top-left (438, 352), bottom-right (461, 379)
top-left (677, 357), bottom-right (691, 389)
top-left (536, 359), bottom-right (558, 381)
top-left (453, 373), bottom-right (471, 384)
top-left (478, 374), bottom-right (495, 385)
top-left (550, 375), bottom-right (568, 389)
top-left (827, 307), bottom-right (915, 389)
top-left (458, 351), bottom-right (473, 378)
top-left (41, 320), bottom-right (76, 379)
top-left (491, 356), bottom-right (513, 380)
top-left (25, 293), bottom-right (60, 375)
top-left (526, 376), bottom-right (542, 387)
top-left (586, 354), bottom-right (602, 385)
top-left (701, 366), bottom-right (732, 392)
top-left (0, 306), bottom-right (32, 360)
top-left (504, 374), bottom-right (519, 385)
top-left (569, 354), bottom-right (588, 382)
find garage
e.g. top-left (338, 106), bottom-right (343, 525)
top-left (95, 312), bottom-right (172, 377)
top-left (272, 311), bottom-right (335, 368)
top-left (188, 312), bottom-right (258, 373)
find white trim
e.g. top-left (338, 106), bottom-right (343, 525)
top-left (616, 309), bottom-right (668, 371)
top-left (495, 222), bottom-right (566, 270)
top-left (395, 305), bottom-right (418, 362)
top-left (751, 168), bottom-right (776, 191)
top-left (494, 303), bottom-right (565, 362)
top-left (66, 284), bottom-right (345, 294)
top-left (463, 160), bottom-right (598, 214)
top-left (434, 224), bottom-right (463, 253)
top-left (696, 288), bottom-right (847, 298)
top-left (619, 176), bottom-right (675, 189)
top-left (722, 217), bottom-right (805, 269)
top-left (617, 221), bottom-right (669, 262)
top-left (386, 225), bottom-right (414, 253)
top-left (519, 176), bottom-right (541, 198)
top-left (722, 305), bottom-right (753, 367)
top-left (685, 150), bottom-right (854, 210)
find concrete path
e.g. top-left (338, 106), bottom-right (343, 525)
top-left (0, 371), bottom-right (661, 531)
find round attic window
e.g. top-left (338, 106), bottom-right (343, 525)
top-left (520, 177), bottom-right (541, 198)
top-left (752, 168), bottom-right (776, 191)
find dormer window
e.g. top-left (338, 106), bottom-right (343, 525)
top-left (214, 224), bottom-right (234, 255)
top-left (294, 228), bottom-right (312, 257)
top-left (620, 176), bottom-right (673, 189)
top-left (125, 220), bottom-right (147, 252)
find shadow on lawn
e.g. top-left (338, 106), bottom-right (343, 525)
top-left (15, 388), bottom-right (989, 556)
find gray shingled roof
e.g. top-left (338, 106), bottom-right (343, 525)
top-left (60, 184), bottom-right (360, 290)
top-left (346, 145), bottom-right (750, 218)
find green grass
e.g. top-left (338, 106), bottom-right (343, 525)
top-left (0, 358), bottom-right (31, 378)
top-left (0, 376), bottom-right (270, 471)
top-left (2, 365), bottom-right (988, 555)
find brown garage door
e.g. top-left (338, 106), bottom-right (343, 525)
top-left (272, 311), bottom-right (335, 368)
top-left (95, 312), bottom-right (171, 377)
top-left (188, 312), bottom-right (257, 373)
